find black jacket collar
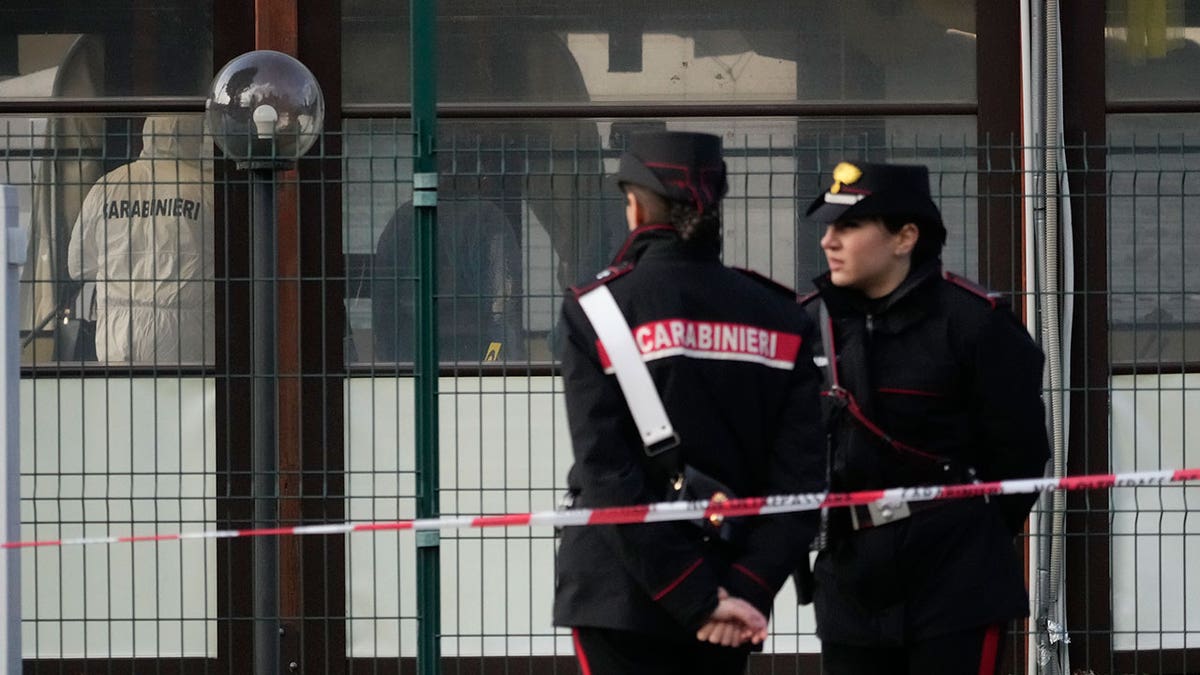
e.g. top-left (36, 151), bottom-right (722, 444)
top-left (611, 223), bottom-right (721, 266)
top-left (814, 258), bottom-right (943, 333)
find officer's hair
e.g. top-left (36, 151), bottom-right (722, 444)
top-left (624, 184), bottom-right (670, 223)
top-left (882, 215), bottom-right (946, 265)
top-left (624, 183), bottom-right (721, 247)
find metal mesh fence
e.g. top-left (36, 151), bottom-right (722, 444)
top-left (1104, 116), bottom-right (1200, 675)
top-left (2, 114), bottom-right (1198, 673)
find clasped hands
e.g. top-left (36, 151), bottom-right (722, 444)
top-left (695, 586), bottom-right (768, 648)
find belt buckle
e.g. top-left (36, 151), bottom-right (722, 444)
top-left (865, 499), bottom-right (911, 527)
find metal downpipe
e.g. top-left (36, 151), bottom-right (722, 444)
top-left (1037, 0), bottom-right (1072, 672)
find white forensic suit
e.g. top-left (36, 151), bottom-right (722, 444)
top-left (67, 115), bottom-right (214, 364)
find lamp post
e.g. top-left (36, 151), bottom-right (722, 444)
top-left (205, 50), bottom-right (324, 675)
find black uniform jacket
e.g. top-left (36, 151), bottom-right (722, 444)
top-left (553, 224), bottom-right (826, 638)
top-left (805, 259), bottom-right (1051, 645)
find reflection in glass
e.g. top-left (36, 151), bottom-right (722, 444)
top-left (344, 120), bottom-right (624, 365)
top-left (372, 200), bottom-right (524, 363)
top-left (1108, 114), bottom-right (1200, 365)
top-left (344, 117), bottom-right (980, 367)
top-left (1105, 0), bottom-right (1200, 100)
top-left (1, 35), bottom-right (109, 345)
top-left (341, 0), bottom-right (975, 105)
top-left (0, 5), bottom-right (212, 99)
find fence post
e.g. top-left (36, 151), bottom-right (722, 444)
top-left (1, 185), bottom-right (26, 674)
top-left (250, 167), bottom-right (281, 675)
top-left (411, 1), bottom-right (441, 674)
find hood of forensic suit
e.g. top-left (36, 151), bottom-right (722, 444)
top-left (140, 114), bottom-right (212, 165)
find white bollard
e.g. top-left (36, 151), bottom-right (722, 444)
top-left (0, 184), bottom-right (25, 674)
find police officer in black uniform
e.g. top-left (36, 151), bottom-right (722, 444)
top-left (553, 132), bottom-right (826, 674)
top-left (801, 162), bottom-right (1051, 674)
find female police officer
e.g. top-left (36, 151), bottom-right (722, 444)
top-left (553, 132), bottom-right (826, 674)
top-left (801, 162), bottom-right (1051, 674)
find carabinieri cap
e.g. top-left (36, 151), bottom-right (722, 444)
top-left (806, 161), bottom-right (943, 228)
top-left (615, 131), bottom-right (728, 213)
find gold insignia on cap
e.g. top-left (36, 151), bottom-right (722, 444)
top-left (830, 162), bottom-right (862, 194)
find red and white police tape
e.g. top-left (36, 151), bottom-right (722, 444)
top-left (3, 467), bottom-right (1199, 550)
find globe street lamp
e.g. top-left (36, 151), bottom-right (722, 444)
top-left (206, 49), bottom-right (324, 675)
top-left (206, 50), bottom-right (324, 170)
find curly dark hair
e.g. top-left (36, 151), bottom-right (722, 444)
top-left (667, 200), bottom-right (721, 248)
top-left (625, 184), bottom-right (722, 248)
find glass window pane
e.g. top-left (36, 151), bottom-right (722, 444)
top-left (1106, 0), bottom-right (1200, 101)
top-left (342, 1), bottom-right (976, 105)
top-left (789, 117), bottom-right (980, 285)
top-left (345, 115), bottom-right (980, 367)
top-left (344, 117), bottom-right (613, 366)
top-left (0, 5), bottom-right (213, 99)
top-left (1, 114), bottom-right (215, 366)
top-left (1108, 114), bottom-right (1200, 366)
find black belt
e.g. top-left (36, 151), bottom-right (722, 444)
top-left (847, 499), bottom-right (952, 531)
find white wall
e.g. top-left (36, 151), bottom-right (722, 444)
top-left (31, 371), bottom-right (1197, 659)
top-left (19, 378), bottom-right (216, 658)
top-left (343, 376), bottom-right (819, 658)
top-left (345, 376), bottom-right (575, 657)
top-left (7, 373), bottom-right (941, 660)
top-left (1110, 373), bottom-right (1200, 651)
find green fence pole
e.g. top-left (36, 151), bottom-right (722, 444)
top-left (411, 2), bottom-right (441, 675)
top-left (1, 185), bottom-right (25, 675)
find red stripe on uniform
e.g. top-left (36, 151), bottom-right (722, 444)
top-left (595, 340), bottom-right (612, 370)
top-left (653, 558), bottom-right (704, 601)
top-left (587, 504), bottom-right (651, 525)
top-left (732, 563), bottom-right (771, 592)
top-left (977, 624), bottom-right (1002, 675)
top-left (572, 629), bottom-right (593, 675)
top-left (945, 271), bottom-right (999, 309)
top-left (877, 387), bottom-right (943, 397)
top-left (613, 224), bottom-right (676, 262)
top-left (472, 514), bottom-right (532, 528)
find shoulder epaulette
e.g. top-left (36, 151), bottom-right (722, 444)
top-left (570, 262), bottom-right (635, 298)
top-left (733, 267), bottom-right (800, 299)
top-left (943, 270), bottom-right (1003, 309)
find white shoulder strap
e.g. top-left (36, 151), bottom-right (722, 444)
top-left (817, 299), bottom-right (839, 388)
top-left (576, 285), bottom-right (679, 454)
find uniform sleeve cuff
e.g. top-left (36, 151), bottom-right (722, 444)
top-left (653, 558), bottom-right (721, 632)
top-left (724, 563), bottom-right (776, 618)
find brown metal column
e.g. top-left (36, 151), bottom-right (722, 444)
top-left (214, 0), bottom-right (257, 672)
top-left (975, 0), bottom-right (1023, 297)
top-left (252, 0), bottom-right (309, 671)
top-left (296, 0), bottom-right (347, 671)
top-left (1060, 0), bottom-right (1111, 671)
top-left (256, 0), bottom-right (300, 55)
top-left (252, 0), bottom-right (348, 672)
